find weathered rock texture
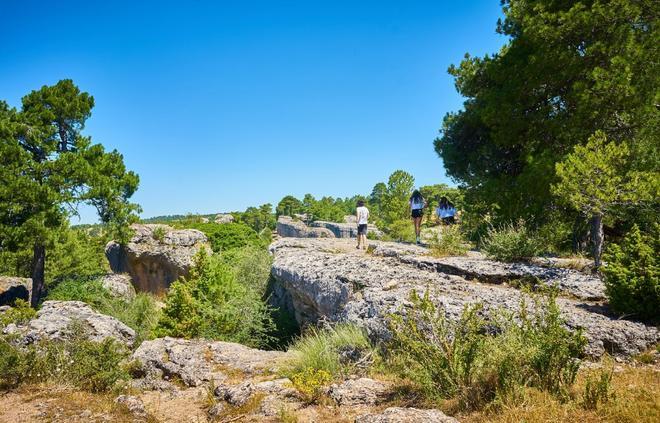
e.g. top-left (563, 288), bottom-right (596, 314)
top-left (131, 337), bottom-right (285, 389)
top-left (311, 221), bottom-right (384, 239)
top-left (214, 213), bottom-right (235, 224)
top-left (105, 224), bottom-right (211, 294)
top-left (277, 216), bottom-right (335, 238)
top-left (100, 274), bottom-right (136, 300)
top-left (356, 407), bottom-right (459, 423)
top-left (269, 238), bottom-right (659, 358)
top-left (12, 300), bottom-right (135, 346)
top-left (0, 276), bottom-right (32, 306)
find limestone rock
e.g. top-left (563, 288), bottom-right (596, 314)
top-left (214, 381), bottom-right (254, 406)
top-left (114, 395), bottom-right (147, 418)
top-left (311, 221), bottom-right (383, 239)
top-left (131, 337), bottom-right (286, 388)
top-left (0, 276), bottom-right (32, 306)
top-left (356, 407), bottom-right (459, 423)
top-left (277, 216), bottom-right (335, 238)
top-left (208, 403), bottom-right (225, 419)
top-left (269, 238), bottom-right (659, 358)
top-left (329, 378), bottom-right (389, 406)
top-left (19, 301), bottom-right (135, 346)
top-left (105, 224), bottom-right (211, 294)
top-left (100, 274), bottom-right (136, 300)
top-left (215, 214), bottom-right (235, 224)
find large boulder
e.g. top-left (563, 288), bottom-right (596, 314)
top-left (105, 224), bottom-right (211, 294)
top-left (269, 238), bottom-right (659, 358)
top-left (10, 300), bottom-right (135, 346)
top-left (276, 216), bottom-right (335, 238)
top-left (0, 276), bottom-right (32, 306)
top-left (100, 274), bottom-right (136, 300)
top-left (215, 214), bottom-right (234, 224)
top-left (131, 337), bottom-right (286, 389)
top-left (311, 221), bottom-right (383, 239)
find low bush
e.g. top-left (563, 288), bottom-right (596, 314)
top-left (0, 299), bottom-right (36, 327)
top-left (582, 367), bottom-right (614, 410)
top-left (155, 250), bottom-right (274, 348)
top-left (221, 245), bottom-right (272, 294)
top-left (46, 278), bottom-right (160, 345)
top-left (385, 219), bottom-right (416, 243)
top-left (290, 368), bottom-right (332, 403)
top-left (0, 328), bottom-right (130, 392)
top-left (385, 289), bottom-right (585, 410)
top-left (481, 220), bottom-right (542, 262)
top-left (180, 222), bottom-right (266, 253)
top-left (282, 324), bottom-right (374, 379)
top-left (429, 225), bottom-right (469, 257)
top-left (602, 224), bottom-right (659, 321)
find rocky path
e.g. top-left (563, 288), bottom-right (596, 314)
top-left (269, 238), bottom-right (659, 358)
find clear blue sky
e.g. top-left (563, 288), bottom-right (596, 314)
top-left (1, 0), bottom-right (506, 223)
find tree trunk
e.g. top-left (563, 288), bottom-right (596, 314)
top-left (30, 242), bottom-right (46, 307)
top-left (590, 213), bottom-right (604, 269)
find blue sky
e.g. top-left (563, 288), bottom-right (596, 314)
top-left (1, 1), bottom-right (506, 223)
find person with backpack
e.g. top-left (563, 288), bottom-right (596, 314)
top-left (409, 190), bottom-right (426, 244)
top-left (356, 199), bottom-right (370, 250)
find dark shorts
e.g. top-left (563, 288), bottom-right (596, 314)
top-left (357, 224), bottom-right (368, 235)
top-left (411, 209), bottom-right (423, 219)
top-left (442, 216), bottom-right (456, 225)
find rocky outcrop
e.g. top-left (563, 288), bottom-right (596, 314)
top-left (105, 224), bottom-right (211, 294)
top-left (277, 216), bottom-right (335, 238)
top-left (329, 377), bottom-right (390, 406)
top-left (311, 221), bottom-right (384, 239)
top-left (0, 276), bottom-right (32, 306)
top-left (100, 274), bottom-right (136, 300)
top-left (356, 407), bottom-right (459, 423)
top-left (214, 214), bottom-right (234, 224)
top-left (8, 300), bottom-right (135, 346)
top-left (269, 238), bottom-right (659, 358)
top-left (131, 337), bottom-right (285, 389)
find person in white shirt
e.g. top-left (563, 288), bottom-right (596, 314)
top-left (409, 190), bottom-right (427, 244)
top-left (355, 200), bottom-right (370, 250)
top-left (436, 196), bottom-right (456, 225)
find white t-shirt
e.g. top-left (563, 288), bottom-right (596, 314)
top-left (356, 206), bottom-right (369, 225)
top-left (436, 206), bottom-right (456, 218)
top-left (410, 197), bottom-right (424, 210)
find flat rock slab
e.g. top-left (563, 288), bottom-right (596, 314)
top-left (356, 407), bottom-right (459, 423)
top-left (269, 238), bottom-right (658, 358)
top-left (13, 300), bottom-right (135, 346)
top-left (131, 337), bottom-right (286, 388)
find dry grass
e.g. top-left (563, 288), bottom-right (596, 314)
top-left (456, 366), bottom-right (660, 423)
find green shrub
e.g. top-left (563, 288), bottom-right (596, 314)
top-left (0, 299), bottom-right (36, 327)
top-left (181, 222), bottom-right (266, 253)
top-left (155, 250), bottom-right (274, 348)
top-left (385, 219), bottom-right (416, 243)
top-left (429, 225), bottom-right (469, 257)
top-left (582, 367), bottom-right (614, 410)
top-left (281, 324), bottom-right (373, 379)
top-left (0, 331), bottom-right (130, 392)
top-left (386, 289), bottom-right (585, 410)
top-left (221, 245), bottom-right (272, 294)
top-left (46, 278), bottom-right (160, 345)
top-left (602, 224), bottom-right (659, 320)
top-left (481, 220), bottom-right (542, 262)
top-left (152, 226), bottom-right (166, 242)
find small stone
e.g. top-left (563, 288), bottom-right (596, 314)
top-left (208, 403), bottom-right (225, 418)
top-left (115, 395), bottom-right (147, 417)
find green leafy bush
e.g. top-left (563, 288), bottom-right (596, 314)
top-left (0, 299), bottom-right (36, 327)
top-left (481, 220), bottom-right (542, 262)
top-left (386, 289), bottom-right (585, 410)
top-left (155, 251), bottom-right (274, 348)
top-left (221, 245), bottom-right (272, 293)
top-left (582, 367), bottom-right (614, 410)
top-left (282, 324), bottom-right (373, 379)
top-left (602, 224), bottom-right (659, 320)
top-left (429, 225), bottom-right (469, 257)
top-left (290, 368), bottom-right (332, 403)
top-left (0, 332), bottom-right (130, 392)
top-left (385, 219), bottom-right (416, 243)
top-left (46, 277), bottom-right (160, 345)
top-left (182, 222), bottom-right (266, 253)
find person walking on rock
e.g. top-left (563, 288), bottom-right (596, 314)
top-left (356, 200), bottom-right (370, 250)
top-left (409, 190), bottom-right (427, 244)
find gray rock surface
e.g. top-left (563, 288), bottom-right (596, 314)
top-left (277, 216), bottom-right (335, 238)
top-left (311, 221), bottom-right (384, 239)
top-left (17, 300), bottom-right (135, 346)
top-left (114, 395), bottom-right (147, 418)
top-left (131, 337), bottom-right (285, 389)
top-left (100, 274), bottom-right (136, 300)
top-left (329, 377), bottom-right (389, 406)
top-left (269, 238), bottom-right (658, 358)
top-left (215, 214), bottom-right (235, 224)
top-left (0, 276), bottom-right (32, 306)
top-left (105, 224), bottom-right (211, 294)
top-left (356, 407), bottom-right (459, 423)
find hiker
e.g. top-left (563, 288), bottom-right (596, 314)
top-left (356, 199), bottom-right (370, 250)
top-left (436, 196), bottom-right (456, 225)
top-left (409, 190), bottom-right (427, 244)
